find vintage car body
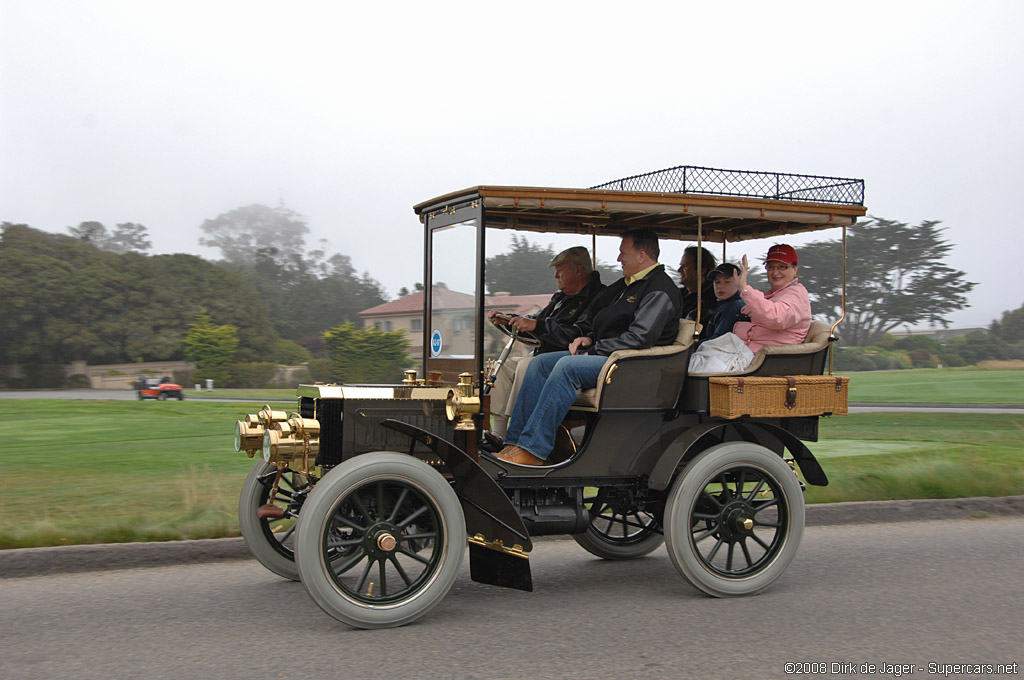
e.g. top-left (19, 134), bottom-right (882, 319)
top-left (232, 165), bottom-right (866, 629)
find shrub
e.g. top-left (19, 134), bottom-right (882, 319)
top-left (273, 338), bottom-right (313, 365)
top-left (306, 358), bottom-right (334, 383)
top-left (228, 362), bottom-right (278, 388)
top-left (65, 374), bottom-right (92, 388)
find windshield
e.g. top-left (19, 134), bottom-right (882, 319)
top-left (425, 218), bottom-right (479, 382)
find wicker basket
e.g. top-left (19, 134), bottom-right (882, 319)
top-left (709, 375), bottom-right (849, 419)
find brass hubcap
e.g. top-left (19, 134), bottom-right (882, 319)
top-left (742, 517), bottom-right (754, 531)
top-left (377, 533), bottom-right (397, 552)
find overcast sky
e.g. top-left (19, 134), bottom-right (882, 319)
top-left (2, 0), bottom-right (1022, 329)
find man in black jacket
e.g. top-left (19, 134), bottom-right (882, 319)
top-left (678, 245), bottom-right (718, 332)
top-left (497, 229), bottom-right (682, 466)
top-left (487, 246), bottom-right (605, 437)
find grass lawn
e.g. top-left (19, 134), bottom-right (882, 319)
top-left (805, 412), bottom-right (1024, 504)
top-left (0, 399), bottom-right (291, 549)
top-left (0, 400), bottom-right (1021, 549)
top-left (846, 367), bottom-right (1024, 403)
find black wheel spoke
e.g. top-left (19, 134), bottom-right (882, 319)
top-left (388, 554), bottom-right (413, 587)
top-left (752, 497), bottom-right (779, 515)
top-left (403, 531), bottom-right (437, 541)
top-left (349, 492), bottom-right (374, 525)
top-left (387, 488), bottom-right (410, 523)
top-left (707, 536), bottom-right (725, 561)
top-left (746, 478), bottom-right (767, 501)
top-left (692, 524), bottom-right (720, 543)
top-left (276, 524), bottom-right (296, 543)
top-left (396, 503), bottom-right (430, 529)
top-left (734, 469), bottom-right (747, 498)
top-left (740, 538), bottom-right (753, 568)
top-left (750, 531), bottom-right (772, 551)
top-left (330, 511), bottom-right (367, 533)
top-left (726, 541), bottom-right (735, 571)
top-left (378, 557), bottom-right (387, 597)
top-left (397, 545), bottom-right (431, 565)
top-left (701, 489), bottom-right (725, 509)
top-left (354, 558), bottom-right (374, 594)
top-left (330, 549), bottom-right (368, 576)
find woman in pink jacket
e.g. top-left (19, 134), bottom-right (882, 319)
top-left (689, 244), bottom-right (811, 373)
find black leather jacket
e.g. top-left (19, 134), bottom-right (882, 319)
top-left (680, 280), bottom-right (717, 332)
top-left (575, 265), bottom-right (682, 356)
top-left (531, 271), bottom-right (605, 354)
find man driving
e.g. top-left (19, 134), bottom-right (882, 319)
top-left (486, 246), bottom-right (604, 441)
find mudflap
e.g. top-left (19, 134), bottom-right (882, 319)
top-left (469, 541), bottom-right (533, 592)
top-left (380, 419), bottom-right (534, 592)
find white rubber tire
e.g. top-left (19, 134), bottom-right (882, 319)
top-left (238, 460), bottom-right (302, 581)
top-left (664, 442), bottom-right (804, 597)
top-left (296, 452), bottom-right (466, 629)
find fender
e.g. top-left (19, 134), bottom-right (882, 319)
top-left (648, 420), bottom-right (829, 491)
top-left (379, 419), bottom-right (533, 552)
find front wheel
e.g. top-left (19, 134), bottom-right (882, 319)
top-left (664, 442), bottom-right (804, 597)
top-left (296, 452), bottom-right (466, 629)
top-left (238, 461), bottom-right (311, 580)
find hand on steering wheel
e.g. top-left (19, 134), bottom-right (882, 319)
top-left (490, 312), bottom-right (542, 348)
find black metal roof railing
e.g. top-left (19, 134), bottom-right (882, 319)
top-left (589, 165), bottom-right (865, 206)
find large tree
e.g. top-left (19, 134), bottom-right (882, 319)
top-left (796, 218), bottom-right (975, 346)
top-left (198, 204), bottom-right (387, 340)
top-left (68, 221), bottom-right (152, 253)
top-left (199, 203), bottom-right (310, 267)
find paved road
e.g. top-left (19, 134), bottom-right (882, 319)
top-left (2, 518), bottom-right (1021, 680)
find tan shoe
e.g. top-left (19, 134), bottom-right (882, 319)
top-left (497, 445), bottom-right (546, 466)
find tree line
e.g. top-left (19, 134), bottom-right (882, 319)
top-left (0, 204), bottom-right (403, 388)
top-left (1, 208), bottom-right (1018, 388)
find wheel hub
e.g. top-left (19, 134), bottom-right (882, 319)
top-left (366, 521), bottom-right (401, 556)
top-left (719, 501), bottom-right (755, 541)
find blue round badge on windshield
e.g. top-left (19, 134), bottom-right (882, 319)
top-left (430, 329), bottom-right (443, 357)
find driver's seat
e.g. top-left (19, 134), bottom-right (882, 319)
top-left (571, 320), bottom-right (698, 412)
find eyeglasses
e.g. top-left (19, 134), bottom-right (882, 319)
top-left (765, 263), bottom-right (793, 272)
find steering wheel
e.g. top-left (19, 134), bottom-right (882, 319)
top-left (490, 313), bottom-right (543, 348)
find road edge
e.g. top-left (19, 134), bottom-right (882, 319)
top-left (3, 495), bottom-right (1022, 579)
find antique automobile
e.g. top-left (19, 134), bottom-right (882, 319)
top-left (133, 376), bottom-right (185, 400)
top-left (232, 165), bottom-right (865, 629)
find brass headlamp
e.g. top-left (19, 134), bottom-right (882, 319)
top-left (445, 372), bottom-right (480, 431)
top-left (234, 405), bottom-right (289, 457)
top-left (262, 414), bottom-right (321, 472)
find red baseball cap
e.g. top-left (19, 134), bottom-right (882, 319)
top-left (765, 244), bottom-right (798, 266)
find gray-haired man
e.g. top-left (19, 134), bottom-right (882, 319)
top-left (486, 246), bottom-right (604, 439)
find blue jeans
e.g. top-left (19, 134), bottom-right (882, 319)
top-left (504, 351), bottom-right (608, 460)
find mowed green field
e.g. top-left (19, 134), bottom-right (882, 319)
top-left (0, 400), bottom-right (291, 549)
top-left (846, 368), bottom-right (1024, 403)
top-left (1, 393), bottom-right (1022, 549)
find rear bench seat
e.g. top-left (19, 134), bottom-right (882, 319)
top-left (571, 320), bottom-right (698, 412)
top-left (680, 319), bottom-right (835, 412)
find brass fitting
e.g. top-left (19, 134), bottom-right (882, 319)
top-left (262, 413), bottom-right (321, 471)
top-left (402, 369), bottom-right (418, 386)
top-left (234, 405), bottom-right (289, 457)
top-left (445, 372), bottom-right (480, 431)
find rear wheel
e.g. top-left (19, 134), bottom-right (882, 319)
top-left (664, 442), bottom-right (804, 597)
top-left (296, 452), bottom-right (465, 629)
top-left (573, 487), bottom-right (663, 559)
top-left (238, 460), bottom-right (311, 580)
top-left (157, 392), bottom-right (167, 401)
